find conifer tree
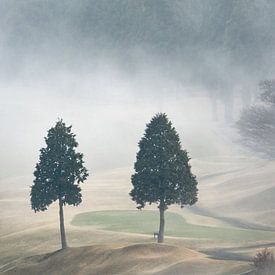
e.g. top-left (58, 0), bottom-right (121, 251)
top-left (130, 113), bottom-right (198, 243)
top-left (30, 119), bottom-right (88, 249)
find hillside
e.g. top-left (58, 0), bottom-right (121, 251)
top-left (194, 156), bottom-right (275, 228)
top-left (3, 243), bottom-right (250, 275)
top-left (1, 125), bottom-right (275, 274)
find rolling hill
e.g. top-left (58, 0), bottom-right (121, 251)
top-left (3, 243), bottom-right (250, 275)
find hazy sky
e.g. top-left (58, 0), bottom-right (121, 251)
top-left (1, 0), bottom-right (273, 181)
top-left (1, 61), bottom-right (223, 180)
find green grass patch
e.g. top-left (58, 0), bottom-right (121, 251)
top-left (71, 210), bottom-right (275, 242)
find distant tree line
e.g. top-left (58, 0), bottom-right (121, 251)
top-left (2, 0), bottom-right (275, 86)
top-left (237, 79), bottom-right (275, 158)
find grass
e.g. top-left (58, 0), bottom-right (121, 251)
top-left (71, 210), bottom-right (275, 242)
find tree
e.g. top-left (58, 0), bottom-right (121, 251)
top-left (237, 79), bottom-right (275, 158)
top-left (259, 80), bottom-right (275, 104)
top-left (30, 119), bottom-right (88, 249)
top-left (130, 113), bottom-right (198, 243)
top-left (253, 248), bottom-right (275, 274)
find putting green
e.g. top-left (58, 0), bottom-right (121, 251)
top-left (71, 210), bottom-right (275, 242)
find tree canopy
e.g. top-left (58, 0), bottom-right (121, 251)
top-left (31, 119), bottom-right (88, 212)
top-left (130, 113), bottom-right (198, 210)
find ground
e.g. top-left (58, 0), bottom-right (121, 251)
top-left (1, 127), bottom-right (275, 274)
top-left (3, 244), bottom-right (250, 275)
top-left (72, 210), bottom-right (275, 242)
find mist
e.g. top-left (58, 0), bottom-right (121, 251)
top-left (1, 0), bottom-right (275, 180)
top-left (0, 61), bottom-right (218, 179)
top-left (2, 2), bottom-right (275, 274)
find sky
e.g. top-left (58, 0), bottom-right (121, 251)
top-left (1, 0), bottom-right (274, 181)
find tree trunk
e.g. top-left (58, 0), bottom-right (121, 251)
top-left (158, 207), bottom-right (165, 243)
top-left (59, 197), bottom-right (67, 249)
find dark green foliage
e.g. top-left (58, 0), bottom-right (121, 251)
top-left (130, 113), bottom-right (198, 210)
top-left (31, 119), bottom-right (88, 212)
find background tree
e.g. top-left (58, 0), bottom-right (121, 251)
top-left (130, 113), bottom-right (198, 243)
top-left (30, 119), bottom-right (88, 249)
top-left (237, 79), bottom-right (275, 158)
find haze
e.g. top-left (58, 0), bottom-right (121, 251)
top-left (2, 1), bottom-right (275, 274)
top-left (2, 0), bottom-right (274, 181)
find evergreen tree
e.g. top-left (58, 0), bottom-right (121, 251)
top-left (130, 113), bottom-right (198, 243)
top-left (30, 119), bottom-right (88, 249)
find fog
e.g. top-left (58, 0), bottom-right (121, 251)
top-left (0, 60), bottom-right (218, 179)
top-left (1, 0), bottom-right (275, 181)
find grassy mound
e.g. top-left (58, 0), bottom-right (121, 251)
top-left (4, 244), bottom-right (249, 275)
top-left (71, 210), bottom-right (275, 242)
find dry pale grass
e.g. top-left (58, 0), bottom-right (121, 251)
top-left (3, 243), bottom-right (249, 275)
top-left (1, 153), bottom-right (274, 275)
